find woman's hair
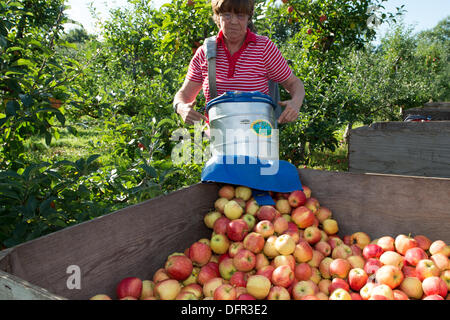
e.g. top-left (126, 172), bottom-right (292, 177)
top-left (211, 0), bottom-right (255, 30)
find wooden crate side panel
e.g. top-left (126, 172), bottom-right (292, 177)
top-left (1, 182), bottom-right (219, 300)
top-left (298, 169), bottom-right (450, 242)
top-left (348, 122), bottom-right (450, 178)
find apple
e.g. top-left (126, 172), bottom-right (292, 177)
top-left (214, 283), bottom-right (237, 300)
top-left (275, 199), bottom-right (291, 214)
top-left (218, 185), bottom-right (235, 200)
top-left (176, 291), bottom-right (198, 300)
top-left (379, 250), bottom-right (404, 269)
top-left (154, 279), bottom-right (181, 300)
top-left (153, 268), bottom-right (170, 283)
top-left (120, 296), bottom-right (138, 300)
top-left (329, 278), bottom-right (350, 294)
top-left (291, 280), bottom-right (319, 300)
top-left (228, 241), bottom-right (244, 257)
top-left (90, 294), bottom-right (112, 300)
top-left (350, 232), bottom-right (371, 249)
top-left (233, 249), bottom-right (256, 272)
top-left (350, 292), bottom-right (363, 300)
top-left (348, 268), bottom-right (368, 291)
top-left (328, 236), bottom-right (344, 250)
top-left (414, 235), bottom-right (432, 251)
top-left (197, 262), bottom-right (219, 285)
top-left (320, 230), bottom-right (329, 243)
top-left (350, 244), bottom-right (362, 256)
top-left (235, 186), bottom-right (252, 201)
top-left (329, 288), bottom-right (351, 300)
top-left (294, 262), bottom-right (312, 281)
top-left (203, 277), bottom-right (224, 297)
top-left (210, 233), bottom-right (230, 255)
top-left (213, 216), bottom-right (231, 235)
top-left (273, 216), bottom-right (289, 235)
top-left (181, 283), bottom-right (203, 299)
top-left (315, 241), bottom-right (331, 257)
top-left (317, 279), bottom-right (331, 295)
top-left (267, 285), bottom-right (291, 300)
top-left (362, 244), bottom-right (384, 260)
top-left (404, 247), bottom-right (429, 266)
top-left (375, 265), bottom-right (404, 289)
top-left (429, 240), bottom-right (450, 257)
top-left (440, 270), bottom-right (450, 290)
top-left (307, 249), bottom-right (325, 268)
top-left (214, 197), bottom-right (229, 213)
top-left (204, 211), bottom-right (222, 229)
top-left (116, 277), bottom-right (142, 299)
top-left (272, 265), bottom-right (295, 288)
top-left (316, 207), bottom-right (332, 223)
top-left (430, 253), bottom-right (449, 271)
top-left (371, 284), bottom-right (394, 300)
top-left (238, 293), bottom-right (256, 300)
top-left (263, 235), bottom-right (279, 258)
top-left (331, 244), bottom-right (353, 259)
top-left (316, 292), bottom-right (329, 300)
top-left (329, 258), bottom-right (351, 279)
top-left (232, 197), bottom-right (246, 209)
top-left (377, 236), bottom-right (395, 252)
top-left (319, 14), bottom-right (327, 22)
top-left (293, 239), bottom-right (314, 263)
top-left (255, 253), bottom-right (269, 270)
top-left (400, 277), bottom-right (423, 299)
top-left (274, 234), bottom-right (296, 255)
top-left (302, 186), bottom-right (311, 198)
top-left (363, 258), bottom-right (383, 275)
top-left (245, 198), bottom-right (259, 216)
top-left (140, 280), bottom-right (155, 299)
top-left (226, 218), bottom-right (249, 241)
top-left (256, 265), bottom-right (275, 280)
top-left (272, 254), bottom-right (295, 271)
top-left (242, 214), bottom-right (256, 231)
top-left (416, 259), bottom-right (440, 281)
top-left (347, 255), bottom-right (365, 269)
top-left (304, 226), bottom-right (322, 245)
top-left (165, 255), bottom-right (193, 281)
top-left (218, 256), bottom-right (237, 280)
top-left (360, 282), bottom-right (377, 300)
top-left (246, 275), bottom-right (271, 300)
top-left (394, 234), bottom-right (418, 255)
top-left (288, 190), bottom-right (307, 208)
top-left (322, 219), bottom-right (338, 235)
top-left (318, 257), bottom-right (333, 279)
top-left (422, 276), bottom-right (448, 298)
top-left (423, 294), bottom-right (444, 300)
top-left (283, 230), bottom-right (300, 244)
top-left (230, 271), bottom-right (248, 288)
top-left (224, 200), bottom-right (244, 220)
top-left (290, 206), bottom-right (313, 229)
top-left (243, 232), bottom-right (265, 254)
top-left (254, 220), bottom-right (275, 238)
top-left (304, 197), bottom-right (320, 214)
top-left (256, 205), bottom-right (278, 222)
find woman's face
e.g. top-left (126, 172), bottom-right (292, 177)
top-left (218, 11), bottom-right (249, 43)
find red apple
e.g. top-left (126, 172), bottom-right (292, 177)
top-left (304, 197), bottom-right (320, 214)
top-left (302, 186), bottom-right (311, 198)
top-left (364, 258), bottom-right (383, 275)
top-left (274, 234), bottom-right (296, 255)
top-left (307, 249), bottom-right (325, 268)
top-left (272, 254), bottom-right (295, 271)
top-left (245, 198), bottom-right (259, 216)
top-left (315, 241), bottom-right (331, 257)
top-left (229, 271), bottom-right (248, 288)
top-left (350, 232), bottom-right (371, 250)
top-left (404, 247), bottom-right (429, 266)
top-left (197, 262), bottom-right (220, 285)
top-left (402, 265), bottom-right (417, 278)
top-left (267, 285), bottom-right (291, 300)
top-left (256, 205), bottom-right (278, 222)
top-left (243, 232), bottom-right (265, 254)
top-left (153, 268), bottom-right (170, 283)
top-left (332, 244), bottom-right (353, 259)
top-left (254, 220), bottom-right (275, 238)
top-left (377, 236), bottom-right (395, 252)
top-left (203, 277), bottom-right (224, 298)
top-left (238, 293), bottom-right (256, 300)
top-left (213, 216), bottom-right (231, 235)
top-left (214, 283), bottom-right (237, 300)
top-left (318, 257), bottom-right (333, 279)
top-left (255, 253), bottom-right (269, 270)
top-left (288, 190), bottom-right (307, 208)
top-left (228, 241), bottom-right (244, 258)
top-left (316, 207), bottom-right (332, 223)
top-left (423, 294), bottom-right (444, 300)
top-left (271, 265), bottom-right (295, 288)
top-left (275, 199), bottom-right (291, 214)
top-left (233, 249), bottom-right (256, 272)
top-left (431, 253), bottom-right (449, 271)
top-left (226, 218), bottom-right (249, 241)
top-left (348, 268), bottom-right (368, 291)
top-left (429, 240), bottom-right (450, 257)
top-left (347, 255), bottom-right (365, 269)
top-left (273, 216), bottom-right (289, 235)
top-left (329, 288), bottom-right (351, 300)
top-left (328, 236), bottom-right (344, 250)
top-left (214, 197), bottom-right (229, 213)
top-left (204, 211), bottom-right (222, 229)
top-left (329, 258), bottom-right (351, 279)
top-left (379, 250), bottom-right (404, 269)
top-left (400, 277), bottom-right (423, 299)
top-left (293, 239), bottom-right (314, 263)
top-left (294, 262), bottom-right (312, 281)
top-left (246, 275), bottom-right (271, 300)
top-left (291, 206), bottom-right (314, 229)
top-left (422, 276), bottom-right (448, 298)
top-left (165, 255), bottom-right (193, 281)
top-left (416, 259), bottom-right (440, 281)
top-left (394, 234), bottom-right (418, 255)
top-left (256, 265), bottom-right (275, 280)
top-left (414, 235), bottom-right (432, 251)
top-left (362, 244), bottom-right (384, 260)
top-left (304, 226), bottom-right (322, 245)
top-left (218, 185), bottom-right (235, 200)
top-left (375, 265), bottom-right (404, 289)
top-left (154, 279), bottom-right (181, 300)
top-left (329, 277), bottom-right (350, 294)
top-left (291, 280), bottom-right (319, 300)
top-left (218, 256), bottom-right (237, 280)
top-left (116, 277), bottom-right (142, 300)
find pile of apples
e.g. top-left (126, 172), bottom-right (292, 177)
top-left (90, 184), bottom-right (449, 300)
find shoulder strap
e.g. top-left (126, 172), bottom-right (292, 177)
top-left (205, 36), bottom-right (218, 99)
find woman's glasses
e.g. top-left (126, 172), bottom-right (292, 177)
top-left (220, 12), bottom-right (248, 22)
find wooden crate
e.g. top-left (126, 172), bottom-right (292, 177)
top-left (348, 121), bottom-right (450, 178)
top-left (0, 169), bottom-right (449, 300)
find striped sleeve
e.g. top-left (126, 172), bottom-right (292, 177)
top-left (262, 38), bottom-right (292, 83)
top-left (186, 46), bottom-right (206, 83)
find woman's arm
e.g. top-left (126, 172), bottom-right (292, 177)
top-left (173, 78), bottom-right (207, 124)
top-left (277, 74), bottom-right (306, 124)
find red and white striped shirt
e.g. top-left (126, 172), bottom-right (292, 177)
top-left (186, 29), bottom-right (292, 103)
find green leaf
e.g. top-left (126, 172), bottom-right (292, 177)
top-left (140, 163), bottom-right (158, 178)
top-left (5, 100), bottom-right (19, 116)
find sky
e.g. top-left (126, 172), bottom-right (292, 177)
top-left (64, 0), bottom-right (450, 40)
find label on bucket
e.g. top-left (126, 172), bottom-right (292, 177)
top-left (251, 119), bottom-right (273, 137)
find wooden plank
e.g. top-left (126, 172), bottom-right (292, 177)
top-left (0, 270), bottom-right (65, 300)
top-left (0, 182), bottom-right (219, 300)
top-left (348, 121), bottom-right (450, 178)
top-left (298, 169), bottom-right (450, 242)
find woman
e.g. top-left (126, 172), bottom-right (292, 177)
top-left (173, 0), bottom-right (305, 125)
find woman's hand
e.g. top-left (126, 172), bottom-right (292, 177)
top-left (277, 100), bottom-right (301, 124)
top-left (177, 101), bottom-right (208, 125)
